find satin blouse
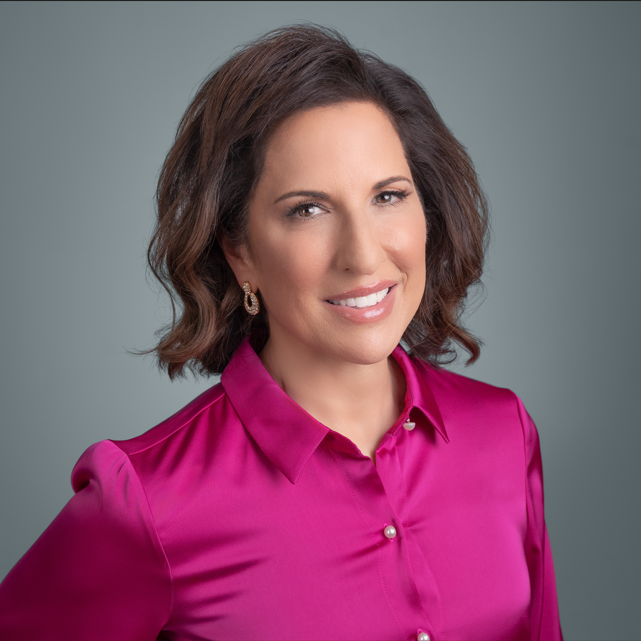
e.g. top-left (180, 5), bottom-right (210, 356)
top-left (0, 338), bottom-right (563, 640)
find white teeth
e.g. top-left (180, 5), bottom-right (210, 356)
top-left (328, 288), bottom-right (390, 309)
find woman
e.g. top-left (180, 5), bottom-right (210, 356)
top-left (0, 25), bottom-right (562, 641)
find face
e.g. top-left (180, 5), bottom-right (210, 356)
top-left (227, 101), bottom-right (427, 366)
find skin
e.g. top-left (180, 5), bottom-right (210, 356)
top-left (223, 101), bottom-right (427, 460)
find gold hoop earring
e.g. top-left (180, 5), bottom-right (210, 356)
top-left (242, 282), bottom-right (260, 316)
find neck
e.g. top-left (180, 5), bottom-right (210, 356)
top-left (259, 331), bottom-right (405, 460)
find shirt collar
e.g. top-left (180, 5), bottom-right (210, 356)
top-left (221, 338), bottom-right (448, 484)
top-left (392, 344), bottom-right (449, 445)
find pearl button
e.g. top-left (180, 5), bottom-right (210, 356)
top-left (403, 421), bottom-right (416, 430)
top-left (417, 633), bottom-right (430, 641)
top-left (383, 525), bottom-right (397, 539)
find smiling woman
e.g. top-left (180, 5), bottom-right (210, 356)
top-left (148, 26), bottom-right (487, 380)
top-left (224, 101), bottom-right (431, 457)
top-left (0, 24), bottom-right (562, 641)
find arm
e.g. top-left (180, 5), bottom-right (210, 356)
top-left (0, 440), bottom-right (172, 640)
top-left (516, 396), bottom-right (564, 641)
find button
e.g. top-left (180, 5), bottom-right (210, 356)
top-left (417, 633), bottom-right (430, 641)
top-left (403, 421), bottom-right (416, 430)
top-left (383, 525), bottom-right (397, 539)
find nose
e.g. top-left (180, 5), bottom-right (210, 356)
top-left (334, 208), bottom-right (386, 275)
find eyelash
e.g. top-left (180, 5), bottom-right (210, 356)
top-left (285, 189), bottom-right (411, 220)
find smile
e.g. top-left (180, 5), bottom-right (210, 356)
top-left (327, 287), bottom-right (390, 309)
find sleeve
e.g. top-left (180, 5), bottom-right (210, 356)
top-left (516, 396), bottom-right (564, 641)
top-left (0, 440), bottom-right (172, 640)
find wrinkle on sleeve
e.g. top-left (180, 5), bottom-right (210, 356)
top-left (0, 440), bottom-right (172, 640)
top-left (516, 396), bottom-right (563, 641)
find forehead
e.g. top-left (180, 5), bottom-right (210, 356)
top-left (259, 101), bottom-right (409, 192)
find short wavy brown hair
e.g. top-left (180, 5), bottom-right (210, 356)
top-left (147, 24), bottom-right (489, 378)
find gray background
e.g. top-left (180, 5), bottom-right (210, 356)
top-left (1, 2), bottom-right (639, 639)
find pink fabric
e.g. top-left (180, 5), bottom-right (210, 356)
top-left (0, 339), bottom-right (563, 640)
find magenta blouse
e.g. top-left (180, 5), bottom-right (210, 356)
top-left (0, 339), bottom-right (563, 641)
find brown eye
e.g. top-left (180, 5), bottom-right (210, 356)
top-left (299, 204), bottom-right (320, 217)
top-left (375, 191), bottom-right (403, 205)
top-left (288, 202), bottom-right (324, 219)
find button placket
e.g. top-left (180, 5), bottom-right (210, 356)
top-left (381, 425), bottom-right (443, 641)
top-left (333, 439), bottom-right (437, 641)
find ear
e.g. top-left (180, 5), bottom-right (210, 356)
top-left (221, 236), bottom-right (258, 291)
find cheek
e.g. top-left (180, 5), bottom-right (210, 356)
top-left (387, 210), bottom-right (427, 284)
top-left (254, 230), bottom-right (330, 305)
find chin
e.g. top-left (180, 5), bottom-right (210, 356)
top-left (315, 327), bottom-right (404, 366)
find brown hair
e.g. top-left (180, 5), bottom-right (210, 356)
top-left (146, 24), bottom-right (489, 378)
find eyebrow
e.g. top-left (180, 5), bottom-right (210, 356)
top-left (273, 175), bottom-right (412, 205)
top-left (274, 190), bottom-right (329, 205)
top-left (373, 175), bottom-right (412, 190)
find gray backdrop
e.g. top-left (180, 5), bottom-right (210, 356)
top-left (1, 2), bottom-right (639, 639)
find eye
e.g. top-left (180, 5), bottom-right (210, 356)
top-left (287, 202), bottom-right (324, 219)
top-left (374, 189), bottom-right (409, 205)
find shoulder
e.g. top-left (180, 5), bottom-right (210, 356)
top-left (72, 381), bottom-right (237, 492)
top-left (413, 357), bottom-right (518, 412)
top-left (411, 357), bottom-right (531, 447)
top-left (111, 381), bottom-right (230, 456)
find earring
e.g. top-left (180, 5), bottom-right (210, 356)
top-left (242, 282), bottom-right (260, 315)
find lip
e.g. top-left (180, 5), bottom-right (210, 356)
top-left (324, 284), bottom-right (397, 324)
top-left (324, 280), bottom-right (398, 301)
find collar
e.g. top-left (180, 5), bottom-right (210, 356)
top-left (221, 338), bottom-right (448, 484)
top-left (393, 344), bottom-right (448, 445)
